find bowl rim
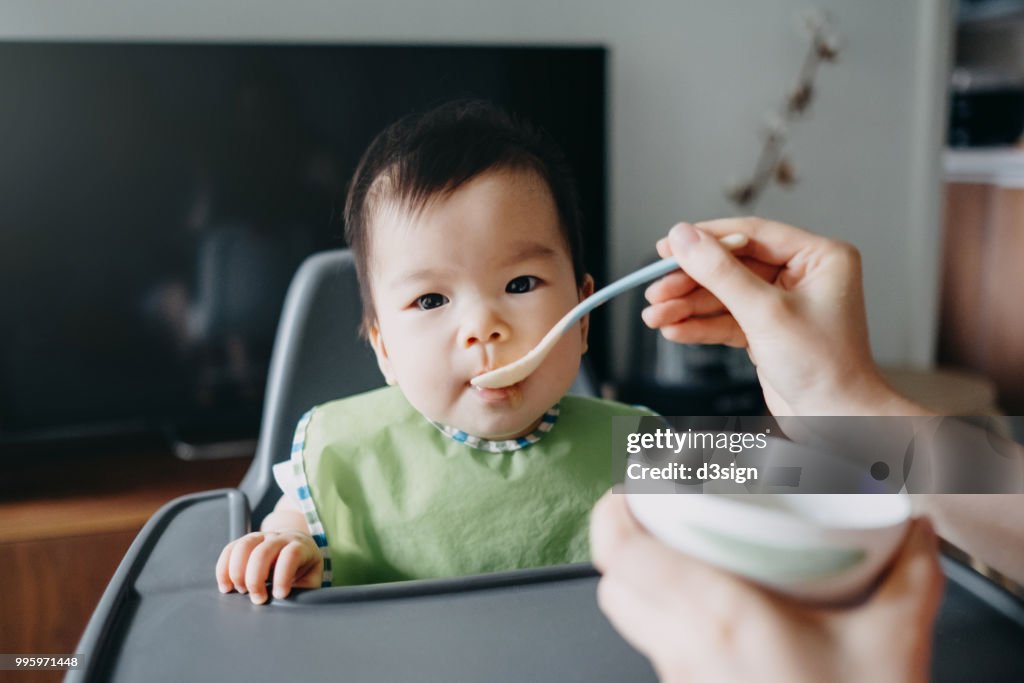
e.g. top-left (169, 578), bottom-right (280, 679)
top-left (627, 492), bottom-right (913, 534)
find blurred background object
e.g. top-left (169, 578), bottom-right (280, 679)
top-left (950, 0), bottom-right (1024, 146)
top-left (0, 43), bottom-right (608, 457)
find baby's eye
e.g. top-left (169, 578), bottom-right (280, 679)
top-left (415, 293), bottom-right (449, 310)
top-left (506, 276), bottom-right (539, 294)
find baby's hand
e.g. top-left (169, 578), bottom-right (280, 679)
top-left (215, 530), bottom-right (324, 605)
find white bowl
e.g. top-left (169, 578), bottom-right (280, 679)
top-left (626, 492), bottom-right (912, 604)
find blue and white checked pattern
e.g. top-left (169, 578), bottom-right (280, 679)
top-left (428, 404), bottom-right (560, 453)
top-left (289, 409), bottom-right (333, 587)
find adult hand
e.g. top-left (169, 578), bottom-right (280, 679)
top-left (642, 218), bottom-right (920, 416)
top-left (590, 491), bottom-right (944, 683)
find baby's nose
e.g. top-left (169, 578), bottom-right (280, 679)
top-left (462, 310), bottom-right (511, 348)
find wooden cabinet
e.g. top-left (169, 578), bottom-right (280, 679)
top-left (941, 153), bottom-right (1024, 414)
top-left (0, 450), bottom-right (250, 683)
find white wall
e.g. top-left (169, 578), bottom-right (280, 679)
top-left (0, 0), bottom-right (952, 376)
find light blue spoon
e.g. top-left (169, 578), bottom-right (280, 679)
top-left (471, 232), bottom-right (749, 388)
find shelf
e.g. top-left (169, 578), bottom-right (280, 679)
top-left (946, 148), bottom-right (1024, 187)
top-left (0, 450), bottom-right (251, 543)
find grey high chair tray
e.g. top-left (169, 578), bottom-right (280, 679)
top-left (68, 489), bottom-right (655, 682)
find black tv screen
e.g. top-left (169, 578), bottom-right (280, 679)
top-left (0, 41), bottom-right (607, 450)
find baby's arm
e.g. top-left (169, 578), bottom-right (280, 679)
top-left (215, 495), bottom-right (324, 604)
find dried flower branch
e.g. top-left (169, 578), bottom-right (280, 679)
top-left (727, 9), bottom-right (840, 209)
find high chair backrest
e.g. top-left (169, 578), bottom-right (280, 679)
top-left (239, 250), bottom-right (383, 523)
top-left (239, 248), bottom-right (599, 525)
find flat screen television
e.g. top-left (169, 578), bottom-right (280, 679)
top-left (0, 41), bottom-right (607, 454)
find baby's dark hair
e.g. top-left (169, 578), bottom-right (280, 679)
top-left (344, 99), bottom-right (586, 336)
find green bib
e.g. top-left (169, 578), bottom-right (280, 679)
top-left (296, 386), bottom-right (652, 586)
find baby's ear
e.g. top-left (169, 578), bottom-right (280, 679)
top-left (367, 323), bottom-right (398, 386)
top-left (578, 274), bottom-right (595, 353)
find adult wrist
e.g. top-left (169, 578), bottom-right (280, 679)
top-left (817, 366), bottom-right (930, 417)
top-left (847, 371), bottom-right (932, 417)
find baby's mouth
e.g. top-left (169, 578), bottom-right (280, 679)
top-left (467, 378), bottom-right (524, 407)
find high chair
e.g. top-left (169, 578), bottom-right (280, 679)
top-left (69, 250), bottom-right (1024, 682)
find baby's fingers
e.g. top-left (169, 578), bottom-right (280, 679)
top-left (272, 540), bottom-right (321, 600)
top-left (246, 536), bottom-right (289, 605)
top-left (215, 541), bottom-right (235, 593)
top-left (227, 532), bottom-right (265, 594)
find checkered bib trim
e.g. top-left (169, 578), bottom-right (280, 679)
top-left (427, 403), bottom-right (560, 453)
top-left (289, 409), bottom-right (333, 587)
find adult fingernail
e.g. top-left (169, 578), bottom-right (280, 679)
top-left (640, 306), bottom-right (653, 325)
top-left (273, 588), bottom-right (286, 600)
top-left (670, 223), bottom-right (700, 247)
top-left (217, 583), bottom-right (229, 594)
top-left (644, 280), bottom-right (664, 304)
top-left (250, 592), bottom-right (266, 605)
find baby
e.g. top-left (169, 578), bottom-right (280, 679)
top-left (215, 100), bottom-right (652, 604)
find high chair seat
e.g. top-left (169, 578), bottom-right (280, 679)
top-left (71, 250), bottom-right (1024, 682)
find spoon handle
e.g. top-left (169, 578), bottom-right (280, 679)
top-left (552, 259), bottom-right (675, 335)
top-left (574, 257), bottom-right (679, 317)
top-left (552, 232), bottom-right (748, 334)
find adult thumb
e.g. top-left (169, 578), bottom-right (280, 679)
top-left (668, 223), bottom-right (775, 325)
top-left (865, 517), bottom-right (944, 615)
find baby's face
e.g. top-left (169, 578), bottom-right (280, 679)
top-left (367, 168), bottom-right (593, 440)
